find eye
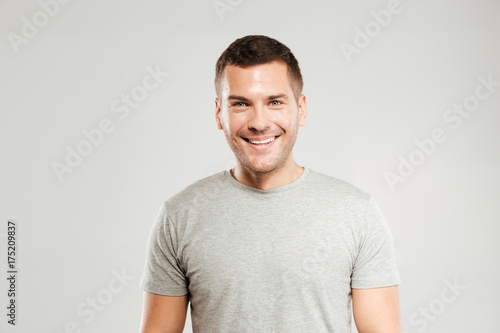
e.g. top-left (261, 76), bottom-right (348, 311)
top-left (233, 102), bottom-right (247, 107)
top-left (270, 100), bottom-right (282, 106)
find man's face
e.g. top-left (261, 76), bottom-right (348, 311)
top-left (215, 61), bottom-right (306, 174)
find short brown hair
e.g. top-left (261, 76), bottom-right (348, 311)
top-left (215, 35), bottom-right (303, 102)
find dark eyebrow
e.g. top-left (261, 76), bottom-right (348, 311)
top-left (228, 95), bottom-right (250, 101)
top-left (228, 94), bottom-right (289, 101)
top-left (268, 94), bottom-right (288, 100)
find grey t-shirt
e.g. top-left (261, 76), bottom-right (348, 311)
top-left (140, 166), bottom-right (401, 332)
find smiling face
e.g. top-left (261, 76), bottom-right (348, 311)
top-left (215, 61), bottom-right (307, 175)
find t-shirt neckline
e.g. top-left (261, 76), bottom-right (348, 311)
top-left (223, 166), bottom-right (310, 195)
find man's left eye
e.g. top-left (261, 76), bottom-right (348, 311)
top-left (270, 100), bottom-right (282, 106)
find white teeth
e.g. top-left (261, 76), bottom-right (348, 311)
top-left (248, 136), bottom-right (276, 144)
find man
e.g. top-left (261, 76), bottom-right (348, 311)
top-left (139, 35), bottom-right (402, 332)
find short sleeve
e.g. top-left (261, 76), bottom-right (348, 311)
top-left (350, 197), bottom-right (401, 289)
top-left (139, 202), bottom-right (189, 296)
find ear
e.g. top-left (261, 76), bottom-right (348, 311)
top-left (215, 97), bottom-right (223, 130)
top-left (298, 94), bottom-right (307, 126)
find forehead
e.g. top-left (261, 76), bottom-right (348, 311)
top-left (221, 61), bottom-right (293, 95)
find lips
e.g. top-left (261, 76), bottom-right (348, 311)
top-left (242, 135), bottom-right (280, 144)
top-left (241, 135), bottom-right (280, 151)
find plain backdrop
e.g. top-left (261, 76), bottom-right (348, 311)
top-left (1, 0), bottom-right (499, 332)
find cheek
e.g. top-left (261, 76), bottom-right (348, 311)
top-left (225, 116), bottom-right (246, 137)
top-left (270, 111), bottom-right (298, 130)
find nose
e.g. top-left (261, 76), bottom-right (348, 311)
top-left (247, 103), bottom-right (271, 132)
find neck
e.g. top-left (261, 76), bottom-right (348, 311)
top-left (230, 159), bottom-right (304, 191)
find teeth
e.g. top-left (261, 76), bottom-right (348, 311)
top-left (248, 136), bottom-right (276, 144)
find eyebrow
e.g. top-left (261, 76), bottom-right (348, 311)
top-left (228, 94), bottom-right (289, 101)
top-left (268, 94), bottom-right (289, 101)
top-left (228, 95), bottom-right (250, 101)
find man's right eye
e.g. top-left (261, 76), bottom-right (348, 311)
top-left (233, 102), bottom-right (247, 107)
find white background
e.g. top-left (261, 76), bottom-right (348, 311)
top-left (1, 0), bottom-right (499, 332)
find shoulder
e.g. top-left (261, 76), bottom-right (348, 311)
top-left (162, 170), bottom-right (228, 213)
top-left (306, 168), bottom-right (372, 207)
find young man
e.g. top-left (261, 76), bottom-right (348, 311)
top-left (139, 35), bottom-right (402, 332)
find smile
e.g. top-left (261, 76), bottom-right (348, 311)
top-left (247, 136), bottom-right (276, 145)
top-left (242, 135), bottom-right (279, 149)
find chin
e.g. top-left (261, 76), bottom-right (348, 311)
top-left (245, 159), bottom-right (282, 174)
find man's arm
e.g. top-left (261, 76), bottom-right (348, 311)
top-left (352, 285), bottom-right (402, 333)
top-left (139, 291), bottom-right (189, 333)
